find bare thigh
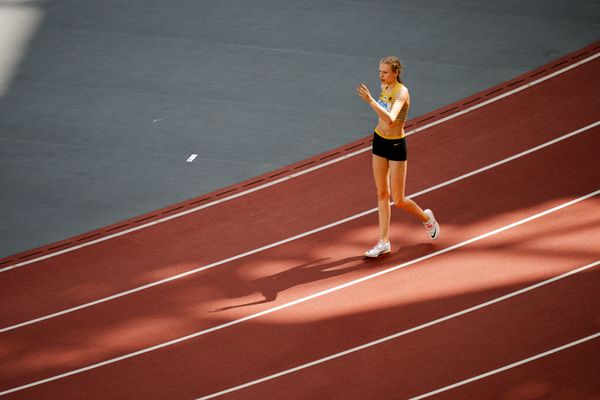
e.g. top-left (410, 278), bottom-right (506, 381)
top-left (372, 154), bottom-right (390, 197)
top-left (389, 160), bottom-right (407, 202)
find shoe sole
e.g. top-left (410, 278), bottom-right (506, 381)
top-left (364, 249), bottom-right (391, 258)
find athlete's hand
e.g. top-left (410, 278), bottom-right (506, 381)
top-left (356, 83), bottom-right (373, 103)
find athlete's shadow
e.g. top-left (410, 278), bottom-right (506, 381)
top-left (211, 243), bottom-right (432, 312)
top-left (211, 256), bottom-right (363, 312)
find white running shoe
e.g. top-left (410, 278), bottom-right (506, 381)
top-left (423, 209), bottom-right (440, 240)
top-left (364, 240), bottom-right (391, 258)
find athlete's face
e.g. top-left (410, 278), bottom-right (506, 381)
top-left (379, 63), bottom-right (397, 86)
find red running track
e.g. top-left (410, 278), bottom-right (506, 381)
top-left (1, 42), bottom-right (599, 399)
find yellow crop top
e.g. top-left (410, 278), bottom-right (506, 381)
top-left (377, 83), bottom-right (409, 123)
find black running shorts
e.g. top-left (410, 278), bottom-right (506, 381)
top-left (372, 132), bottom-right (407, 161)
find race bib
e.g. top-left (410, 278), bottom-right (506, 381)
top-left (377, 92), bottom-right (395, 111)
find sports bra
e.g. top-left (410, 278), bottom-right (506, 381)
top-left (377, 83), bottom-right (409, 123)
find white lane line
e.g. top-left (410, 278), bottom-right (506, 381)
top-left (407, 121), bottom-right (598, 199)
top-left (0, 146), bottom-right (370, 272)
top-left (1, 191), bottom-right (598, 397)
top-left (197, 261), bottom-right (600, 400)
top-left (0, 208), bottom-right (373, 333)
top-left (409, 332), bottom-right (600, 400)
top-left (186, 154), bottom-right (198, 163)
top-left (1, 121), bottom-right (598, 333)
top-left (3, 51), bottom-right (598, 271)
top-left (410, 51), bottom-right (600, 135)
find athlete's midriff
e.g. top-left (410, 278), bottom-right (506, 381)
top-left (375, 83), bottom-right (409, 139)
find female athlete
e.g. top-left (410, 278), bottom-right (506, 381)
top-left (357, 56), bottom-right (439, 258)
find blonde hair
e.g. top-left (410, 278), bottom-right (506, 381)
top-left (379, 56), bottom-right (403, 83)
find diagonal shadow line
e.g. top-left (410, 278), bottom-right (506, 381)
top-left (211, 243), bottom-right (434, 312)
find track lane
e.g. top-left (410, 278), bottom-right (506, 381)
top-left (418, 334), bottom-right (600, 400)
top-left (2, 164), bottom-right (598, 397)
top-left (1, 126), bottom-right (598, 389)
top-left (1, 120), bottom-right (594, 334)
top-left (214, 258), bottom-right (599, 400)
top-left (1, 56), bottom-right (599, 329)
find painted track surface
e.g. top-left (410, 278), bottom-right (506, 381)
top-left (1, 43), bottom-right (599, 399)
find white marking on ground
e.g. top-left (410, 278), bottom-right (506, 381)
top-left (1, 51), bottom-right (598, 270)
top-left (197, 260), bottom-right (600, 400)
top-left (1, 192), bottom-right (598, 396)
top-left (1, 121), bottom-right (597, 331)
top-left (408, 332), bottom-right (600, 399)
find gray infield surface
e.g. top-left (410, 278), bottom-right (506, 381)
top-left (1, 0), bottom-right (599, 257)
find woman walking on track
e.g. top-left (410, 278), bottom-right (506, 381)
top-left (357, 56), bottom-right (440, 258)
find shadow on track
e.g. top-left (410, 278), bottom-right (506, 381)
top-left (211, 243), bottom-right (433, 312)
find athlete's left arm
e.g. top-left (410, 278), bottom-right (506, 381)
top-left (385, 86), bottom-right (408, 123)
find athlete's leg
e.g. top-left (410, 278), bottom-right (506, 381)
top-left (372, 154), bottom-right (391, 242)
top-left (389, 160), bottom-right (428, 222)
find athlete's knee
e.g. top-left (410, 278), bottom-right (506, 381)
top-left (376, 189), bottom-right (390, 202)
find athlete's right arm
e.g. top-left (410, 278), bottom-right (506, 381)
top-left (358, 84), bottom-right (407, 124)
